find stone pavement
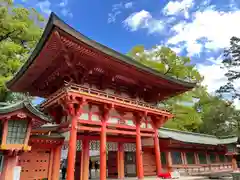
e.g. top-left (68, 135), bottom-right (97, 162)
top-left (91, 176), bottom-right (208, 180)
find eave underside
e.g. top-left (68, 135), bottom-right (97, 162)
top-left (0, 100), bottom-right (51, 128)
top-left (7, 13), bottom-right (195, 102)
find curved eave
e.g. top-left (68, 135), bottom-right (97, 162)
top-left (159, 128), bottom-right (238, 146)
top-left (0, 100), bottom-right (51, 122)
top-left (7, 12), bottom-right (196, 92)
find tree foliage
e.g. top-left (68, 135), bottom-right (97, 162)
top-left (129, 45), bottom-right (240, 135)
top-left (128, 45), bottom-right (202, 82)
top-left (0, 0), bottom-right (44, 102)
top-left (217, 36), bottom-right (240, 100)
top-left (128, 45), bottom-right (203, 131)
top-left (195, 92), bottom-right (239, 136)
top-left (216, 36), bottom-right (240, 136)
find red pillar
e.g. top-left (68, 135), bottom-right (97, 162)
top-left (154, 127), bottom-right (162, 176)
top-left (118, 143), bottom-right (124, 179)
top-left (136, 119), bottom-right (144, 179)
top-left (1, 155), bottom-right (18, 180)
top-left (100, 116), bottom-right (107, 180)
top-left (82, 139), bottom-right (90, 180)
top-left (66, 115), bottom-right (78, 180)
top-left (51, 145), bottom-right (62, 180)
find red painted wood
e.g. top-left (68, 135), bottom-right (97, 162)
top-left (154, 128), bottom-right (161, 175)
top-left (77, 135), bottom-right (136, 143)
top-left (136, 120), bottom-right (144, 179)
top-left (19, 148), bottom-right (51, 180)
top-left (66, 115), bottom-right (78, 180)
top-left (74, 151), bottom-right (82, 180)
top-left (107, 152), bottom-right (118, 178)
top-left (100, 116), bottom-right (107, 180)
top-left (143, 147), bottom-right (156, 176)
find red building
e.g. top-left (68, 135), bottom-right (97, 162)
top-left (0, 13), bottom-right (238, 180)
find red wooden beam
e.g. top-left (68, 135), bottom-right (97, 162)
top-left (77, 135), bottom-right (136, 143)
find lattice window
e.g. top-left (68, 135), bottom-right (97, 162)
top-left (186, 152), bottom-right (195, 164)
top-left (171, 152), bottom-right (183, 165)
top-left (123, 143), bottom-right (136, 152)
top-left (107, 142), bottom-right (118, 151)
top-left (7, 120), bottom-right (28, 144)
top-left (209, 153), bottom-right (217, 163)
top-left (219, 154), bottom-right (225, 162)
top-left (161, 152), bottom-right (167, 165)
top-left (90, 140), bottom-right (100, 150)
top-left (198, 152), bottom-right (207, 164)
top-left (76, 140), bottom-right (82, 151)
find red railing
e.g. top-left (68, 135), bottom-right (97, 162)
top-left (67, 83), bottom-right (170, 114)
top-left (42, 82), bottom-right (171, 115)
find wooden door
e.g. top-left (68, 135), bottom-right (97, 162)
top-left (124, 152), bottom-right (136, 177)
top-left (107, 151), bottom-right (118, 178)
top-left (19, 148), bottom-right (51, 180)
top-left (75, 151), bottom-right (82, 180)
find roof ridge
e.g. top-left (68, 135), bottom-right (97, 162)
top-left (159, 127), bottom-right (217, 138)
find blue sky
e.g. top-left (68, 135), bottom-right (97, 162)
top-left (15, 0), bottom-right (240, 106)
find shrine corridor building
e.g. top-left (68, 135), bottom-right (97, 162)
top-left (0, 13), bottom-right (238, 180)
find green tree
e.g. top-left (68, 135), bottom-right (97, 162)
top-left (128, 45), bottom-right (203, 131)
top-left (195, 92), bottom-right (238, 136)
top-left (0, 0), bottom-right (44, 102)
top-left (216, 36), bottom-right (240, 136)
top-left (217, 36), bottom-right (240, 100)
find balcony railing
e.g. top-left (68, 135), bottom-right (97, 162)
top-left (42, 82), bottom-right (171, 115)
top-left (69, 83), bottom-right (170, 113)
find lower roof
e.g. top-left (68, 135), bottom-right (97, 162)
top-left (0, 99), bottom-right (51, 122)
top-left (159, 128), bottom-right (238, 145)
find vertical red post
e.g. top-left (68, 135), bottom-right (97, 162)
top-left (66, 103), bottom-right (78, 180)
top-left (1, 155), bottom-right (18, 180)
top-left (100, 113), bottom-right (107, 180)
top-left (136, 119), bottom-right (144, 179)
top-left (51, 145), bottom-right (62, 180)
top-left (154, 127), bottom-right (162, 176)
top-left (118, 143), bottom-right (124, 179)
top-left (82, 139), bottom-right (90, 180)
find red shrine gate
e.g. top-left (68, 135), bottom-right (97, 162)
top-left (5, 12), bottom-right (196, 180)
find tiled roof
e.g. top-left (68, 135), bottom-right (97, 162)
top-left (159, 128), bottom-right (237, 145)
top-left (7, 13), bottom-right (196, 93)
top-left (0, 99), bottom-right (52, 122)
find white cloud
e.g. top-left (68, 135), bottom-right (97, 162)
top-left (197, 55), bottom-right (240, 109)
top-left (125, 2), bottom-right (133, 9)
top-left (123, 10), bottom-right (164, 33)
top-left (123, 10), bottom-right (151, 31)
top-left (59, 0), bottom-right (68, 7)
top-left (108, 11), bottom-right (121, 23)
top-left (163, 0), bottom-right (194, 19)
top-left (197, 60), bottom-right (227, 93)
top-left (108, 2), bottom-right (134, 23)
top-left (61, 9), bottom-right (73, 18)
top-left (58, 0), bottom-right (73, 18)
top-left (168, 9), bottom-right (240, 56)
top-left (36, 0), bottom-right (51, 15)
